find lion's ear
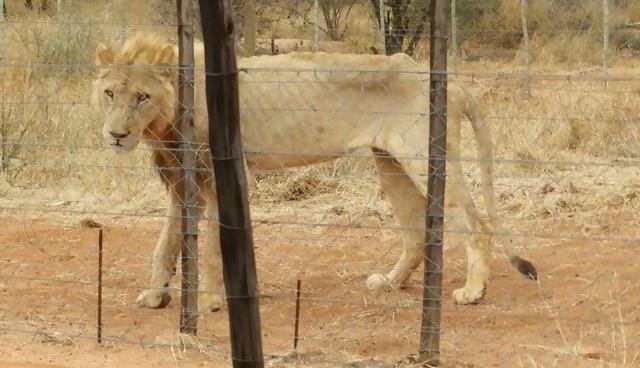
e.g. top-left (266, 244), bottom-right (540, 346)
top-left (95, 43), bottom-right (114, 65)
top-left (152, 43), bottom-right (175, 65)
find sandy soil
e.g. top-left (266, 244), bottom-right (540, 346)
top-left (0, 205), bottom-right (639, 368)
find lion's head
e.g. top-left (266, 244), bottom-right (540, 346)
top-left (91, 34), bottom-right (178, 151)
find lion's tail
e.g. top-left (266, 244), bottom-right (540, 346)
top-left (462, 90), bottom-right (538, 281)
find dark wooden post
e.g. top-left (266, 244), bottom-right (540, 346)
top-left (198, 0), bottom-right (264, 367)
top-left (419, 0), bottom-right (448, 365)
top-left (177, 0), bottom-right (199, 335)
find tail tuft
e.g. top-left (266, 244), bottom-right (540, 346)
top-left (510, 256), bottom-right (538, 281)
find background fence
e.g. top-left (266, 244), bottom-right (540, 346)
top-left (1, 0), bottom-right (640, 367)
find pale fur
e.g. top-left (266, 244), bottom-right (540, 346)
top-left (92, 33), bottom-right (535, 312)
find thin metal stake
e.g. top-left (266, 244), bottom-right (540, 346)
top-left (293, 279), bottom-right (302, 350)
top-left (97, 228), bottom-right (103, 344)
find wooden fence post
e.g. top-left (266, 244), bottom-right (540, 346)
top-left (419, 0), bottom-right (447, 365)
top-left (198, 0), bottom-right (264, 366)
top-left (176, 0), bottom-right (199, 336)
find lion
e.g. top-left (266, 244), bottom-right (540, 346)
top-left (91, 33), bottom-right (536, 313)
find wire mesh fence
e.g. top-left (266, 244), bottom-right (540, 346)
top-left (1, 0), bottom-right (640, 367)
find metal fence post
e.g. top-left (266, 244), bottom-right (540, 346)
top-left (603, 0), bottom-right (609, 88)
top-left (451, 0), bottom-right (457, 74)
top-left (198, 0), bottom-right (264, 366)
top-left (378, 0), bottom-right (386, 55)
top-left (0, 0), bottom-right (4, 60)
top-left (419, 0), bottom-right (448, 364)
top-left (177, 0), bottom-right (199, 336)
top-left (313, 0), bottom-right (319, 52)
top-left (520, 0), bottom-right (531, 96)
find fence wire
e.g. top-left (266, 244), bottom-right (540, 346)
top-left (1, 0), bottom-right (640, 367)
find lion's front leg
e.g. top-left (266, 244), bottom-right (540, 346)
top-left (136, 194), bottom-right (181, 309)
top-left (199, 185), bottom-right (225, 313)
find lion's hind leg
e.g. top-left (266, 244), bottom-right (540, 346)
top-left (366, 148), bottom-right (426, 291)
top-left (447, 198), bottom-right (492, 305)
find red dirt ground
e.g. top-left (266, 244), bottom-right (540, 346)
top-left (0, 214), bottom-right (639, 367)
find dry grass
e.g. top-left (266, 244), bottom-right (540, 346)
top-left (0, 1), bottom-right (639, 225)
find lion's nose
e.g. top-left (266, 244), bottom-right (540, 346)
top-left (109, 131), bottom-right (130, 139)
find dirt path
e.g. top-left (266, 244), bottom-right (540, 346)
top-left (0, 216), bottom-right (638, 367)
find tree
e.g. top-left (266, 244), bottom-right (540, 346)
top-left (24, 0), bottom-right (48, 12)
top-left (244, 0), bottom-right (256, 56)
top-left (319, 0), bottom-right (358, 41)
top-left (369, 0), bottom-right (430, 55)
top-left (266, 0), bottom-right (358, 42)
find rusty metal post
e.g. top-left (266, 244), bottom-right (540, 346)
top-left (198, 0), bottom-right (264, 366)
top-left (419, 0), bottom-right (448, 365)
top-left (177, 0), bottom-right (199, 335)
top-left (97, 229), bottom-right (103, 344)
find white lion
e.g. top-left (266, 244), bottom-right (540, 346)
top-left (92, 33), bottom-right (536, 313)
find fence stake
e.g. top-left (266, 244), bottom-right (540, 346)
top-left (451, 0), bottom-right (457, 74)
top-left (97, 229), bottom-right (103, 344)
top-left (177, 0), bottom-right (199, 336)
top-left (198, 0), bottom-right (264, 366)
top-left (313, 0), bottom-right (319, 52)
top-left (293, 279), bottom-right (302, 350)
top-left (378, 0), bottom-right (385, 55)
top-left (602, 0), bottom-right (609, 88)
top-left (520, 0), bottom-right (531, 96)
top-left (419, 0), bottom-right (447, 365)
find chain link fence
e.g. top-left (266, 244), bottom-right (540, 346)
top-left (1, 0), bottom-right (640, 367)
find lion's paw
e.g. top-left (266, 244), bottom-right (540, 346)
top-left (136, 289), bottom-right (172, 309)
top-left (199, 292), bottom-right (224, 313)
top-left (366, 273), bottom-right (392, 291)
top-left (452, 287), bottom-right (485, 305)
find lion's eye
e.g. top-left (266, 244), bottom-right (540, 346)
top-left (104, 89), bottom-right (113, 98)
top-left (136, 92), bottom-right (150, 103)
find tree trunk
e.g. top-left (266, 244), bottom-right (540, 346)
top-left (243, 0), bottom-right (256, 56)
top-left (369, 0), bottom-right (429, 56)
top-left (405, 3), bottom-right (428, 55)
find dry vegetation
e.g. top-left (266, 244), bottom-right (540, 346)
top-left (1, 0), bottom-right (640, 366)
top-left (0, 0), bottom-right (639, 223)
